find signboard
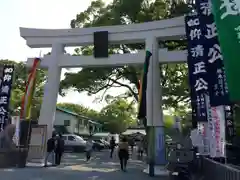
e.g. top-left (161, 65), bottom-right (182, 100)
top-left (197, 122), bottom-right (210, 155)
top-left (155, 127), bottom-right (166, 165)
top-left (211, 106), bottom-right (226, 157)
top-left (194, 1), bottom-right (234, 157)
top-left (0, 66), bottom-right (4, 131)
top-left (211, 0), bottom-right (240, 102)
top-left (185, 14), bottom-right (209, 122)
top-left (0, 65), bottom-right (14, 131)
top-left (205, 95), bottom-right (216, 157)
top-left (225, 106), bottom-right (235, 142)
top-left (196, 0), bottom-right (230, 106)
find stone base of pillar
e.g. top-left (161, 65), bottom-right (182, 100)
top-left (26, 158), bottom-right (48, 167)
top-left (26, 162), bottom-right (45, 167)
top-left (143, 165), bottom-right (169, 176)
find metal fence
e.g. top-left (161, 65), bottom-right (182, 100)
top-left (201, 158), bottom-right (240, 180)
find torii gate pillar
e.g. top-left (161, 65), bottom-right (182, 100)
top-left (145, 37), bottom-right (167, 176)
top-left (38, 43), bottom-right (64, 138)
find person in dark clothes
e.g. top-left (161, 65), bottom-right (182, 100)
top-left (129, 138), bottom-right (134, 154)
top-left (118, 136), bottom-right (129, 171)
top-left (136, 139), bottom-right (144, 159)
top-left (110, 136), bottom-right (116, 158)
top-left (44, 133), bottom-right (56, 167)
top-left (55, 133), bottom-right (65, 165)
top-left (86, 136), bottom-right (93, 161)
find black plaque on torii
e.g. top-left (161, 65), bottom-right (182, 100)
top-left (93, 31), bottom-right (109, 58)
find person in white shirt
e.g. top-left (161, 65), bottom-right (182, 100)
top-left (85, 137), bottom-right (93, 161)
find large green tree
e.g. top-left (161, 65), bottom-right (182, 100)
top-left (60, 0), bottom-right (191, 112)
top-left (99, 98), bottom-right (137, 133)
top-left (0, 60), bottom-right (46, 119)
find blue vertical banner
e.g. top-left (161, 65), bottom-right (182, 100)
top-left (0, 65), bottom-right (14, 131)
top-left (0, 66), bottom-right (4, 131)
top-left (155, 127), bottom-right (166, 165)
top-left (195, 0), bottom-right (230, 106)
top-left (185, 14), bottom-right (209, 122)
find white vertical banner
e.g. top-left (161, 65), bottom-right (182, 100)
top-left (219, 106), bottom-right (226, 158)
top-left (211, 106), bottom-right (226, 158)
top-left (11, 116), bottom-right (20, 146)
top-left (205, 95), bottom-right (216, 157)
top-left (174, 116), bottom-right (182, 132)
top-left (197, 122), bottom-right (209, 155)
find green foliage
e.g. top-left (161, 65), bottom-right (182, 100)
top-left (0, 59), bottom-right (46, 119)
top-left (164, 115), bottom-right (175, 128)
top-left (57, 103), bottom-right (100, 120)
top-left (99, 98), bottom-right (137, 133)
top-left (60, 0), bottom-right (191, 113)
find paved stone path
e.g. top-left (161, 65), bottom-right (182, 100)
top-left (0, 150), bottom-right (167, 180)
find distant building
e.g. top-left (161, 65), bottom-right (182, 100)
top-left (54, 107), bottom-right (102, 134)
top-left (122, 128), bottom-right (146, 136)
top-left (122, 128), bottom-right (146, 141)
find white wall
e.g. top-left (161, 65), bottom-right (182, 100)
top-left (54, 109), bottom-right (90, 134)
top-left (54, 110), bottom-right (77, 133)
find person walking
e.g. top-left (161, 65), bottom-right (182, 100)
top-left (136, 139), bottom-right (144, 159)
top-left (55, 133), bottom-right (65, 166)
top-left (110, 136), bottom-right (116, 158)
top-left (85, 136), bottom-right (93, 161)
top-left (44, 133), bottom-right (56, 167)
top-left (118, 136), bottom-right (129, 172)
top-left (129, 138), bottom-right (135, 155)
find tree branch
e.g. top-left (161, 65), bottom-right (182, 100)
top-left (92, 78), bottom-right (118, 102)
top-left (175, 94), bottom-right (190, 103)
top-left (108, 77), bottom-right (139, 101)
top-left (161, 65), bottom-right (168, 87)
top-left (86, 78), bottom-right (113, 94)
top-left (94, 87), bottom-right (110, 103)
top-left (86, 85), bottom-right (108, 94)
top-left (121, 44), bottom-right (131, 54)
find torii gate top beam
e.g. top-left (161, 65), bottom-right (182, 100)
top-left (20, 16), bottom-right (185, 48)
top-left (26, 49), bottom-right (187, 68)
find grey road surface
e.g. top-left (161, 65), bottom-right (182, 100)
top-left (0, 150), bottom-right (167, 180)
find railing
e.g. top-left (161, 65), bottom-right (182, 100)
top-left (201, 158), bottom-right (240, 180)
top-left (165, 139), bottom-right (240, 180)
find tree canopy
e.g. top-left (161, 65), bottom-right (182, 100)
top-left (60, 0), bottom-right (191, 113)
top-left (57, 102), bottom-right (100, 120)
top-left (99, 98), bottom-right (137, 133)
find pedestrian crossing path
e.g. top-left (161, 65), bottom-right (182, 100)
top-left (0, 151), bottom-right (167, 180)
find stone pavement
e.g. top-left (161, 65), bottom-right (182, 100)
top-left (0, 150), bottom-right (168, 180)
